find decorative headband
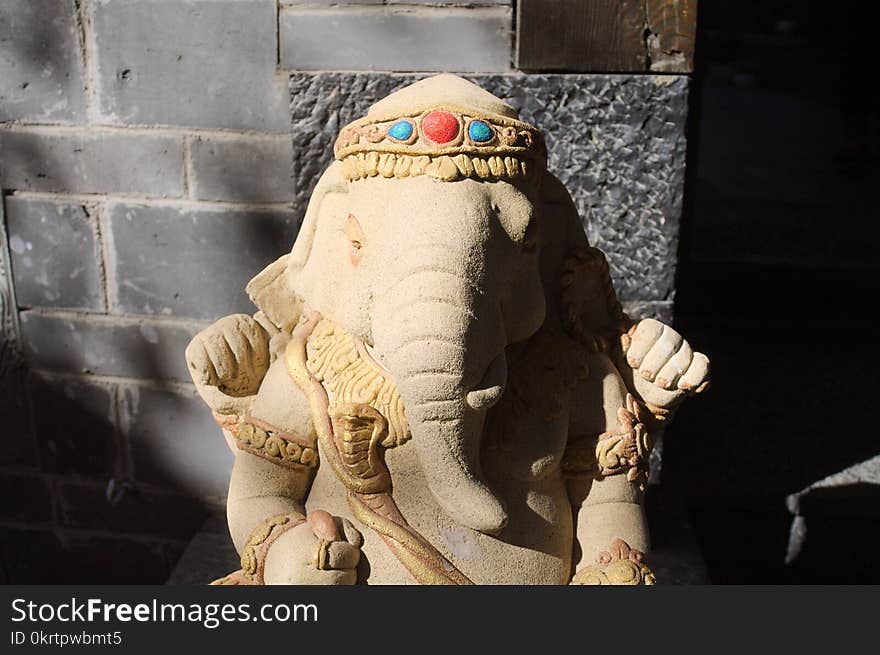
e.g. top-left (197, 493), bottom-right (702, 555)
top-left (334, 106), bottom-right (547, 184)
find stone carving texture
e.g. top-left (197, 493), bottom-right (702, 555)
top-left (289, 73), bottom-right (688, 304)
top-left (186, 76), bottom-right (707, 585)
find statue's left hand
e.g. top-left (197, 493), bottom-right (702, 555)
top-left (621, 318), bottom-right (709, 409)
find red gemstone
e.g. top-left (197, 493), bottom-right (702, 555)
top-left (422, 111), bottom-right (460, 144)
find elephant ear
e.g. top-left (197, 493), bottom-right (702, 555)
top-left (540, 172), bottom-right (632, 352)
top-left (246, 162), bottom-right (349, 330)
top-left (288, 161), bottom-right (349, 274)
top-left (245, 254), bottom-right (301, 331)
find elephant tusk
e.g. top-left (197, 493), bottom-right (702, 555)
top-left (465, 351), bottom-right (507, 411)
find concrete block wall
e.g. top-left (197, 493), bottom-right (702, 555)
top-left (0, 0), bottom-right (687, 583)
top-left (0, 0), bottom-right (300, 582)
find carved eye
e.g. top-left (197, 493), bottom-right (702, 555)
top-left (345, 214), bottom-right (366, 265)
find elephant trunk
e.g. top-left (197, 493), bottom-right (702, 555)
top-left (372, 251), bottom-right (509, 535)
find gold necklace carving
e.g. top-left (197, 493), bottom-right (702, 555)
top-left (306, 318), bottom-right (410, 448)
top-left (285, 312), bottom-right (473, 585)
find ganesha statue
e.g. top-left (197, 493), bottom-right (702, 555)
top-left (185, 75), bottom-right (709, 585)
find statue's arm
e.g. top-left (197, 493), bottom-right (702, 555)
top-left (220, 380), bottom-right (361, 585)
top-left (227, 447), bottom-right (313, 553)
top-left (565, 351), bottom-right (654, 585)
top-left (187, 316), bottom-right (362, 585)
top-left (563, 319), bottom-right (709, 584)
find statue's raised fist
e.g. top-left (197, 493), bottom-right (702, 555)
top-left (621, 318), bottom-right (709, 409)
top-left (185, 314), bottom-right (270, 415)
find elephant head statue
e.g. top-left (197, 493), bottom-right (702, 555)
top-left (187, 75), bottom-right (709, 585)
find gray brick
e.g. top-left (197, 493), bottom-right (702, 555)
top-left (0, 0), bottom-right (87, 123)
top-left (0, 471), bottom-right (53, 524)
top-left (120, 384), bottom-right (232, 498)
top-left (0, 129), bottom-right (184, 197)
top-left (90, 0), bottom-right (289, 132)
top-left (105, 202), bottom-right (299, 320)
top-left (0, 528), bottom-right (66, 583)
top-left (5, 197), bottom-right (105, 311)
top-left (280, 1), bottom-right (511, 5)
top-left (58, 479), bottom-right (208, 539)
top-left (28, 372), bottom-right (119, 477)
top-left (0, 368), bottom-right (36, 468)
top-left (279, 7), bottom-right (512, 72)
top-left (189, 136), bottom-right (294, 203)
top-left (280, 1), bottom-right (384, 4)
top-left (385, 1), bottom-right (511, 4)
top-left (55, 531), bottom-right (172, 584)
top-left (19, 311), bottom-right (203, 381)
top-left (281, 1), bottom-right (511, 4)
top-left (288, 73), bottom-right (689, 303)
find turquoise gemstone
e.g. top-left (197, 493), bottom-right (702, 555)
top-left (468, 120), bottom-right (493, 142)
top-left (388, 120), bottom-right (414, 140)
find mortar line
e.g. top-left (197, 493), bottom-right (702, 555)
top-left (28, 367), bottom-right (199, 395)
top-left (0, 121), bottom-right (292, 140)
top-left (0, 519), bottom-right (194, 547)
top-left (275, 0), bottom-right (282, 68)
top-left (0, 192), bottom-right (24, 344)
top-left (278, 5), bottom-right (512, 18)
top-left (8, 470), bottom-right (226, 506)
top-left (90, 203), bottom-right (112, 314)
top-left (182, 136), bottom-right (193, 199)
top-left (113, 380), bottom-right (135, 485)
top-left (74, 0), bottom-right (99, 124)
top-left (0, 472), bottom-right (226, 516)
top-left (8, 191), bottom-right (294, 213)
top-left (21, 305), bottom-right (210, 327)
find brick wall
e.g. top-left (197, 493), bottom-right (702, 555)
top-left (0, 1), bottom-right (687, 583)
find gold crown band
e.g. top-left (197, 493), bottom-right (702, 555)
top-left (334, 107), bottom-right (546, 183)
top-left (339, 151), bottom-right (540, 184)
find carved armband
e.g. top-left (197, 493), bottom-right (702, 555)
top-left (335, 108), bottom-right (546, 185)
top-left (562, 394), bottom-right (655, 487)
top-left (570, 539), bottom-right (656, 586)
top-left (214, 414), bottom-right (319, 471)
top-left (239, 512), bottom-right (307, 585)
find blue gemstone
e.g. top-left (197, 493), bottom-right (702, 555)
top-left (468, 120), bottom-right (494, 142)
top-left (388, 120), bottom-right (414, 141)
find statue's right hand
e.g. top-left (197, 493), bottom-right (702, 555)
top-left (263, 510), bottom-right (363, 585)
top-left (185, 314), bottom-right (270, 409)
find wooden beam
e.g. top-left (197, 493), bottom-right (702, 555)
top-left (645, 0), bottom-right (697, 73)
top-left (516, 0), bottom-right (697, 73)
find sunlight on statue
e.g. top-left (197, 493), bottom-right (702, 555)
top-left (184, 75), bottom-right (709, 585)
